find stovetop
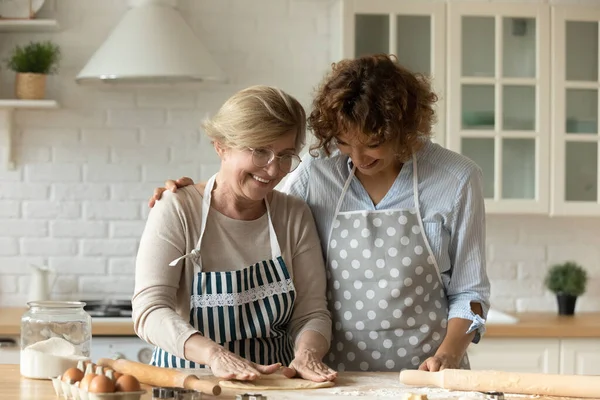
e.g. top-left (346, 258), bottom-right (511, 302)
top-left (82, 299), bottom-right (132, 318)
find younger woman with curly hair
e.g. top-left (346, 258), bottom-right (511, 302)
top-left (285, 53), bottom-right (490, 373)
top-left (149, 54), bottom-right (490, 373)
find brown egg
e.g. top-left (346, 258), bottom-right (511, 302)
top-left (115, 374), bottom-right (141, 392)
top-left (62, 367), bottom-right (84, 383)
top-left (88, 375), bottom-right (115, 393)
top-left (113, 372), bottom-right (123, 381)
top-left (79, 373), bottom-right (98, 391)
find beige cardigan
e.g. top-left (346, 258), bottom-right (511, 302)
top-left (132, 185), bottom-right (331, 360)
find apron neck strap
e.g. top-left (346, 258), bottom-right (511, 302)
top-left (199, 174), bottom-right (281, 260)
top-left (327, 154), bottom-right (420, 252)
top-left (411, 153), bottom-right (420, 211)
top-left (332, 165), bottom-right (355, 220)
top-left (335, 153), bottom-right (420, 214)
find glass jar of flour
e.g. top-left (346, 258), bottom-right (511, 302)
top-left (20, 301), bottom-right (92, 379)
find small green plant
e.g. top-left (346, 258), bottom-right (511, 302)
top-left (544, 261), bottom-right (588, 297)
top-left (6, 41), bottom-right (61, 74)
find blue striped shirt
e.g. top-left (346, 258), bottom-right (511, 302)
top-left (282, 140), bottom-right (490, 342)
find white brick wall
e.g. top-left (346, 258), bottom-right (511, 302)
top-left (0, 0), bottom-right (599, 315)
top-left (487, 216), bottom-right (600, 312)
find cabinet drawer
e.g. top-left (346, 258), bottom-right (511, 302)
top-left (560, 339), bottom-right (600, 375)
top-left (468, 338), bottom-right (560, 374)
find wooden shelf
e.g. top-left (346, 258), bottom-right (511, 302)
top-left (0, 99), bottom-right (59, 170)
top-left (0, 19), bottom-right (58, 32)
top-left (0, 19), bottom-right (61, 169)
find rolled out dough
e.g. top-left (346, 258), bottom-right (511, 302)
top-left (219, 376), bottom-right (335, 391)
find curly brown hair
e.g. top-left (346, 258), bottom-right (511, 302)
top-left (308, 54), bottom-right (438, 162)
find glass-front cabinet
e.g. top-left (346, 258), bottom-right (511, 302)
top-left (330, 0), bottom-right (446, 143)
top-left (447, 3), bottom-right (550, 214)
top-left (552, 7), bottom-right (600, 216)
top-left (331, 1), bottom-right (600, 216)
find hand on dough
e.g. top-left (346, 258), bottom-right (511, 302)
top-left (208, 348), bottom-right (281, 380)
top-left (281, 348), bottom-right (338, 382)
top-left (418, 353), bottom-right (461, 372)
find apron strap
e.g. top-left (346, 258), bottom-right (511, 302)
top-left (169, 249), bottom-right (200, 267)
top-left (169, 173), bottom-right (281, 267)
top-left (326, 165), bottom-right (355, 262)
top-left (411, 153), bottom-right (443, 284)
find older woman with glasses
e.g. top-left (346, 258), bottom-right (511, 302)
top-left (132, 85), bottom-right (336, 383)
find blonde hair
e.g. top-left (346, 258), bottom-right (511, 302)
top-left (202, 85), bottom-right (306, 152)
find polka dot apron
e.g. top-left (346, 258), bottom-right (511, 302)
top-left (325, 154), bottom-right (469, 371)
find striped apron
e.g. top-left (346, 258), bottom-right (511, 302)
top-left (150, 174), bottom-right (297, 368)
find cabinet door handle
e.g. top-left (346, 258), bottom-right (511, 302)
top-left (0, 338), bottom-right (18, 348)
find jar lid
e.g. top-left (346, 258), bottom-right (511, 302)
top-left (27, 301), bottom-right (87, 308)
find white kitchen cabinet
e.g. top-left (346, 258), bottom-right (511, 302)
top-left (551, 7), bottom-right (600, 216)
top-left (331, 1), bottom-right (600, 216)
top-left (469, 338), bottom-right (600, 375)
top-left (468, 338), bottom-right (560, 374)
top-left (329, 0), bottom-right (447, 144)
top-left (447, 3), bottom-right (551, 214)
top-left (0, 337), bottom-right (20, 364)
top-left (560, 339), bottom-right (600, 375)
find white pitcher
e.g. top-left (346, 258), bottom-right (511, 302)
top-left (28, 265), bottom-right (57, 302)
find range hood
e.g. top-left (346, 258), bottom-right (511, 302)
top-left (76, 0), bottom-right (226, 84)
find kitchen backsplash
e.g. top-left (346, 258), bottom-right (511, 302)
top-left (0, 0), bottom-right (599, 312)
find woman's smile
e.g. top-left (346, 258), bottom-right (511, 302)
top-left (358, 159), bottom-right (378, 169)
top-left (251, 174), bottom-right (272, 184)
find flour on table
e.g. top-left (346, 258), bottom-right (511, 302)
top-left (327, 387), bottom-right (550, 399)
top-left (328, 387), bottom-right (488, 398)
top-left (20, 337), bottom-right (88, 380)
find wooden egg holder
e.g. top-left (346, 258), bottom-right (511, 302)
top-left (51, 360), bottom-right (146, 400)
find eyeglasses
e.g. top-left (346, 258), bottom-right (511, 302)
top-left (248, 147), bottom-right (302, 173)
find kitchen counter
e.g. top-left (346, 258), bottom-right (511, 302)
top-left (0, 365), bottom-right (586, 400)
top-left (482, 312), bottom-right (600, 338)
top-left (2, 308), bottom-right (600, 338)
top-left (0, 308), bottom-right (136, 336)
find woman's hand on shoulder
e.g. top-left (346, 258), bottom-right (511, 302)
top-left (148, 177), bottom-right (195, 208)
top-left (208, 347), bottom-right (281, 381)
top-left (283, 348), bottom-right (337, 382)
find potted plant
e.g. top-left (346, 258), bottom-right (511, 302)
top-left (6, 41), bottom-right (61, 100)
top-left (544, 261), bottom-right (588, 316)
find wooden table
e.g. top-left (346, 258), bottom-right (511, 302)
top-left (0, 365), bottom-right (587, 400)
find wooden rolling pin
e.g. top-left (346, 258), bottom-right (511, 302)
top-left (97, 358), bottom-right (221, 396)
top-left (400, 369), bottom-right (600, 398)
